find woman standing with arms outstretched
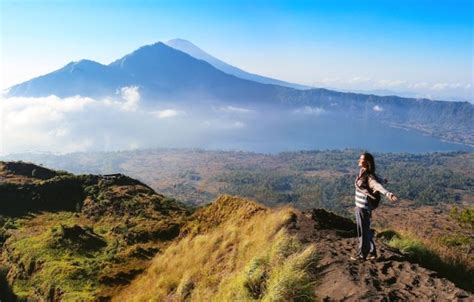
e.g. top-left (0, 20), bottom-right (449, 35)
top-left (351, 152), bottom-right (398, 261)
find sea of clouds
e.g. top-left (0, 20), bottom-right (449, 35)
top-left (2, 86), bottom-right (468, 155)
top-left (3, 86), bottom-right (323, 154)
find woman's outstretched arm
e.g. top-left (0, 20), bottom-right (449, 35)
top-left (368, 176), bottom-right (398, 202)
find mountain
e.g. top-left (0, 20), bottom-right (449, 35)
top-left (165, 38), bottom-right (310, 90)
top-left (0, 162), bottom-right (471, 300)
top-left (6, 59), bottom-right (131, 98)
top-left (108, 42), bottom-right (287, 102)
top-left (8, 42), bottom-right (287, 103)
top-left (5, 41), bottom-right (474, 146)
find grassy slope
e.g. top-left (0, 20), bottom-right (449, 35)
top-left (1, 158), bottom-right (472, 300)
top-left (1, 162), bottom-right (319, 301)
top-left (0, 161), bottom-right (189, 301)
top-left (115, 195), bottom-right (319, 301)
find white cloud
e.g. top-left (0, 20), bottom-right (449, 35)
top-left (431, 83), bottom-right (449, 90)
top-left (198, 119), bottom-right (246, 129)
top-left (217, 105), bottom-right (254, 114)
top-left (308, 77), bottom-right (473, 102)
top-left (293, 106), bottom-right (325, 116)
top-left (430, 82), bottom-right (467, 91)
top-left (376, 80), bottom-right (406, 87)
top-left (233, 121), bottom-right (245, 128)
top-left (3, 95), bottom-right (92, 130)
top-left (0, 90), bottom-right (166, 154)
top-left (348, 77), bottom-right (371, 84)
top-left (118, 86), bottom-right (140, 111)
top-left (373, 105), bottom-right (383, 112)
top-left (151, 109), bottom-right (184, 119)
top-left (408, 82), bottom-right (429, 89)
top-left (48, 127), bottom-right (70, 137)
top-left (0, 92), bottom-right (256, 155)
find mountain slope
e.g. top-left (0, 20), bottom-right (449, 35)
top-left (108, 42), bottom-right (287, 102)
top-left (115, 197), bottom-right (472, 301)
top-left (165, 38), bottom-right (310, 90)
top-left (304, 209), bottom-right (473, 300)
top-left (0, 163), bottom-right (471, 301)
top-left (7, 42), bottom-right (287, 103)
top-left (6, 60), bottom-right (131, 98)
top-left (0, 161), bottom-right (189, 301)
top-left (114, 195), bottom-right (321, 301)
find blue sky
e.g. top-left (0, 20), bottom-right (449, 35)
top-left (1, 0), bottom-right (473, 101)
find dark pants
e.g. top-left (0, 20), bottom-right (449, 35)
top-left (355, 207), bottom-right (376, 258)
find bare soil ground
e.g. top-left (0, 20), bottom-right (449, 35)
top-left (290, 211), bottom-right (472, 301)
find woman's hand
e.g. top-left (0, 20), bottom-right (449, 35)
top-left (388, 193), bottom-right (398, 202)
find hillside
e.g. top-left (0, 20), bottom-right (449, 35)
top-left (115, 196), bottom-right (471, 301)
top-left (0, 161), bottom-right (189, 301)
top-left (0, 162), bottom-right (472, 301)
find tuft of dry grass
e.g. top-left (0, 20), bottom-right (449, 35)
top-left (114, 195), bottom-right (318, 301)
top-left (182, 194), bottom-right (268, 235)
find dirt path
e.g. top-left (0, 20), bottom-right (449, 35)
top-left (290, 210), bottom-right (473, 301)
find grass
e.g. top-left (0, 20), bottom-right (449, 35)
top-left (213, 232), bottom-right (318, 302)
top-left (450, 206), bottom-right (474, 229)
top-left (6, 213), bottom-right (103, 301)
top-left (379, 229), bottom-right (474, 293)
top-left (3, 208), bottom-right (186, 300)
top-left (114, 196), bottom-right (318, 301)
top-left (0, 171), bottom-right (191, 301)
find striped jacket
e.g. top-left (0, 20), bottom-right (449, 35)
top-left (355, 169), bottom-right (391, 210)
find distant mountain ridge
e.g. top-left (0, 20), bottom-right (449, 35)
top-left (7, 59), bottom-right (132, 98)
top-left (7, 42), bottom-right (288, 103)
top-left (5, 40), bottom-right (474, 146)
top-left (165, 38), bottom-right (310, 90)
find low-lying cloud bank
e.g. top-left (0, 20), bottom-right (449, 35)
top-left (0, 87), bottom-right (266, 154)
top-left (4, 87), bottom-right (466, 155)
top-left (307, 78), bottom-right (473, 103)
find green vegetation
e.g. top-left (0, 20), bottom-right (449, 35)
top-left (3, 150), bottom-right (473, 213)
top-left (450, 206), bottom-right (474, 228)
top-left (1, 153), bottom-right (473, 300)
top-left (0, 162), bottom-right (190, 301)
top-left (439, 234), bottom-right (473, 248)
top-left (217, 233), bottom-right (318, 302)
top-left (8, 213), bottom-right (101, 300)
top-left (215, 151), bottom-right (473, 214)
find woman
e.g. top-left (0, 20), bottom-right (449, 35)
top-left (351, 152), bottom-right (398, 261)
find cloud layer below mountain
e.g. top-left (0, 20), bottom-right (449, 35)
top-left (0, 87), bottom-right (260, 154)
top-left (1, 87), bottom-right (471, 155)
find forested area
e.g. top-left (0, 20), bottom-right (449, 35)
top-left (214, 151), bottom-right (473, 214)
top-left (2, 150), bottom-right (473, 215)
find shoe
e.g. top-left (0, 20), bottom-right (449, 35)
top-left (368, 250), bottom-right (378, 260)
top-left (367, 254), bottom-right (377, 260)
top-left (350, 255), bottom-right (365, 261)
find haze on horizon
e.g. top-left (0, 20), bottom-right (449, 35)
top-left (1, 0), bottom-right (472, 102)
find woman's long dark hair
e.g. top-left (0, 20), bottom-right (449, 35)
top-left (362, 152), bottom-right (376, 176)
